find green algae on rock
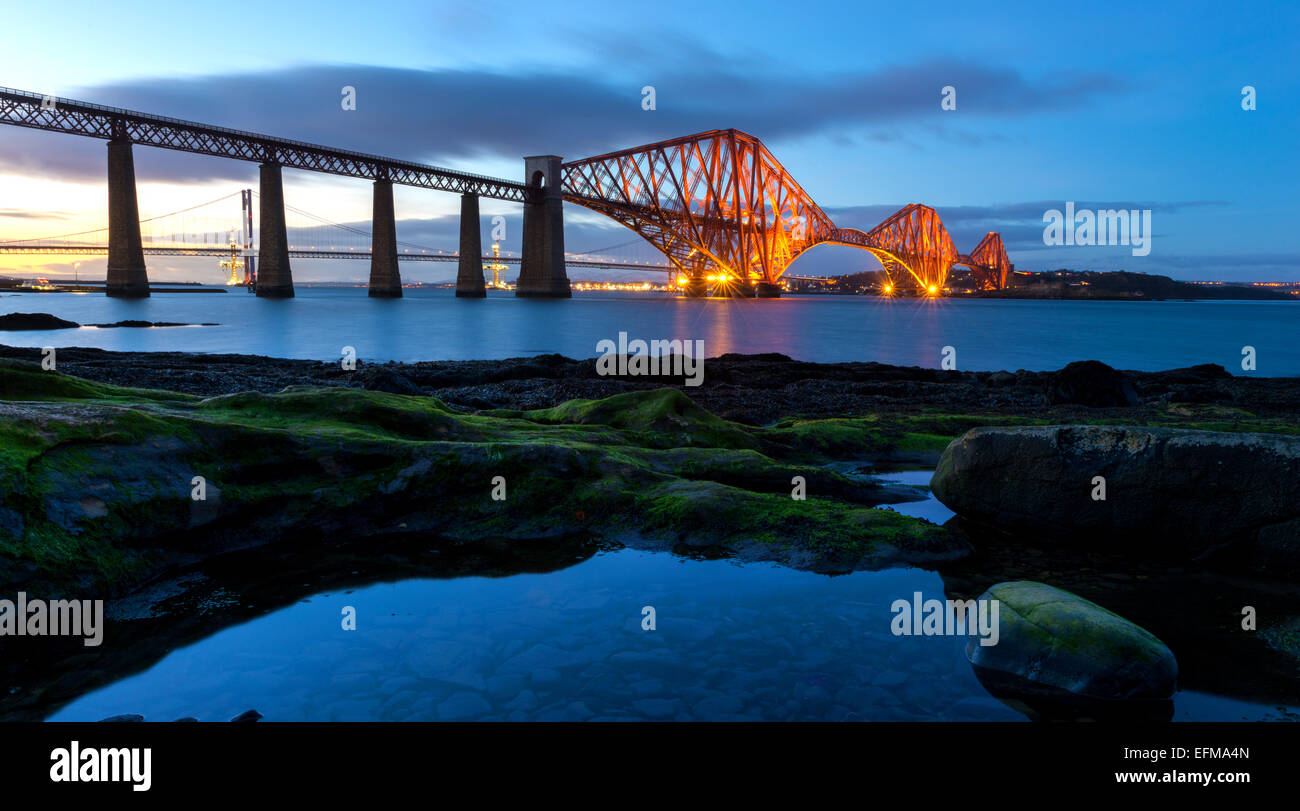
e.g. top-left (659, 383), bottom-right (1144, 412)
top-left (969, 580), bottom-right (1178, 702)
top-left (0, 360), bottom-right (960, 597)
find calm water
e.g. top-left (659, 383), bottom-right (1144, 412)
top-left (46, 548), bottom-right (1288, 723)
top-left (2, 287), bottom-right (1297, 373)
top-left (13, 291), bottom-right (1297, 721)
top-left (44, 480), bottom-right (1296, 722)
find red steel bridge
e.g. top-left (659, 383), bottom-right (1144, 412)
top-left (564, 129), bottom-right (1011, 296)
top-left (0, 87), bottom-right (1010, 298)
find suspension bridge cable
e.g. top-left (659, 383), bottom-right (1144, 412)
top-left (569, 237), bottom-right (646, 256)
top-left (0, 191), bottom-right (244, 244)
top-left (252, 191), bottom-right (452, 254)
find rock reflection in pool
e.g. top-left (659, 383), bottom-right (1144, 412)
top-left (51, 550), bottom-right (1018, 722)
top-left (46, 548), bottom-right (1293, 722)
top-left (873, 469), bottom-right (955, 524)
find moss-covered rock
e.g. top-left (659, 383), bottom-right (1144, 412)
top-left (969, 580), bottom-right (1178, 701)
top-left (13, 356), bottom-right (1291, 598)
top-left (489, 388), bottom-right (759, 451)
top-left (0, 358), bottom-right (195, 404)
top-left (0, 363), bottom-right (961, 597)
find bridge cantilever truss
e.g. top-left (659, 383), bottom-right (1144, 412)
top-left (960, 231), bottom-right (1012, 290)
top-left (563, 129), bottom-right (834, 289)
top-left (562, 129), bottom-right (1012, 291)
top-left (824, 204), bottom-right (959, 291)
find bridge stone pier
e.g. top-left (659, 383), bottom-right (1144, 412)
top-left (368, 178), bottom-right (401, 297)
top-left (455, 192), bottom-right (485, 297)
top-left (517, 156), bottom-right (570, 298)
top-left (106, 139), bottom-right (149, 298)
top-left (755, 282), bottom-right (782, 298)
top-left (256, 162), bottom-right (294, 298)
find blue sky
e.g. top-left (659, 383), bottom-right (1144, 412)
top-left (1, 0), bottom-right (1297, 282)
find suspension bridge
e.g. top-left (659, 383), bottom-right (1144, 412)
top-left (0, 86), bottom-right (1011, 299)
top-left (0, 188), bottom-right (678, 287)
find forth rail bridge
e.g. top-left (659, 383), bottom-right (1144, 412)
top-left (0, 86), bottom-right (1012, 299)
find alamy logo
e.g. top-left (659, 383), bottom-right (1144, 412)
top-left (50, 742), bottom-right (151, 792)
top-left (596, 332), bottom-right (705, 387)
top-left (890, 591), bottom-right (1000, 647)
top-left (1043, 202), bottom-right (1152, 257)
top-left (0, 593), bottom-right (103, 646)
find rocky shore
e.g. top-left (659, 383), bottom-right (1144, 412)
top-left (0, 354), bottom-right (971, 600)
top-left (3, 343), bottom-right (1298, 600)
top-left (0, 314), bottom-right (217, 330)
top-left (2, 343), bottom-right (1299, 721)
top-left (4, 343), bottom-right (1300, 425)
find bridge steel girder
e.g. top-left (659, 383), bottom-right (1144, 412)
top-left (563, 131), bottom-right (1012, 294)
top-left (562, 129), bottom-right (835, 286)
top-left (0, 86), bottom-right (530, 202)
top-left (864, 204), bottom-right (958, 291)
top-left (964, 231), bottom-right (1012, 290)
top-left (826, 204), bottom-right (959, 291)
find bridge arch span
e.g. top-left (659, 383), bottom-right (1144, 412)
top-left (563, 130), bottom-right (1011, 294)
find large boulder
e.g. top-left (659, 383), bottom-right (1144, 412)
top-left (1043, 360), bottom-right (1138, 407)
top-left (969, 581), bottom-right (1177, 702)
top-left (931, 425), bottom-right (1300, 566)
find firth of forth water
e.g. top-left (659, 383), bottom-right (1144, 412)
top-left (2, 287), bottom-right (1296, 374)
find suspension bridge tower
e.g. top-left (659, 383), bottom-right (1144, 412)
top-left (218, 236), bottom-right (244, 286)
top-left (485, 241), bottom-right (511, 289)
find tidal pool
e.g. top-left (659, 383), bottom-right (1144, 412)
top-left (38, 473), bottom-right (1298, 723)
top-left (46, 549), bottom-right (1291, 722)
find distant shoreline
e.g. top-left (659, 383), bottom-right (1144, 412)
top-left (1, 285), bottom-right (1296, 302)
top-left (816, 268), bottom-right (1300, 301)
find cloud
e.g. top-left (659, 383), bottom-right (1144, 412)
top-left (0, 208), bottom-right (71, 220)
top-left (0, 58), bottom-right (1124, 184)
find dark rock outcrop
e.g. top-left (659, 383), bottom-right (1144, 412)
top-left (6, 345), bottom-right (1300, 428)
top-left (357, 366), bottom-right (426, 396)
top-left (1043, 360), bottom-right (1138, 407)
top-left (87, 320), bottom-right (218, 328)
top-left (0, 312), bottom-right (79, 330)
top-left (931, 425), bottom-right (1300, 571)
